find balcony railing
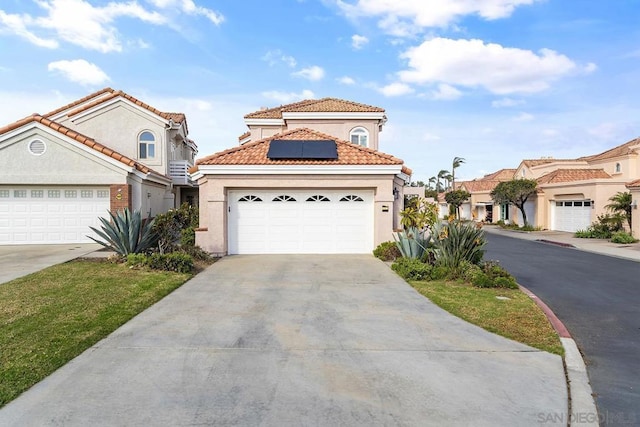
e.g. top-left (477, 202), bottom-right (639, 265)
top-left (169, 160), bottom-right (195, 186)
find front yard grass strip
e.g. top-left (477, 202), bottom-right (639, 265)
top-left (0, 259), bottom-right (191, 407)
top-left (409, 280), bottom-right (564, 356)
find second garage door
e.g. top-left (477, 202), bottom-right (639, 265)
top-left (552, 200), bottom-right (592, 232)
top-left (0, 186), bottom-right (110, 244)
top-left (228, 190), bottom-right (374, 254)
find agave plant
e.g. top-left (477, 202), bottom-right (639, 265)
top-left (432, 220), bottom-right (485, 268)
top-left (89, 208), bottom-right (159, 256)
top-left (393, 226), bottom-right (431, 259)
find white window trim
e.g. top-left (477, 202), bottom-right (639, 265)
top-left (349, 127), bottom-right (369, 147)
top-left (138, 130), bottom-right (157, 160)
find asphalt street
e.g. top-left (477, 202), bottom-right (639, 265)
top-left (485, 233), bottom-right (640, 426)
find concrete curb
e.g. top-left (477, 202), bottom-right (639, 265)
top-left (519, 285), bottom-right (599, 427)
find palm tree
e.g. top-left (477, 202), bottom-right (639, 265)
top-left (437, 169), bottom-right (449, 193)
top-left (428, 176), bottom-right (436, 191)
top-left (451, 156), bottom-right (465, 190)
top-left (605, 191), bottom-right (632, 230)
top-left (444, 173), bottom-right (453, 190)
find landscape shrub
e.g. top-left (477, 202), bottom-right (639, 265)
top-left (147, 252), bottom-right (194, 274)
top-left (89, 208), bottom-right (159, 256)
top-left (432, 221), bottom-right (486, 268)
top-left (391, 258), bottom-right (432, 281)
top-left (153, 203), bottom-right (199, 254)
top-left (471, 261), bottom-right (518, 289)
top-left (610, 232), bottom-right (638, 244)
top-left (373, 241), bottom-right (402, 261)
top-left (429, 265), bottom-right (451, 280)
top-left (575, 214), bottom-right (624, 239)
top-left (126, 253), bottom-right (148, 268)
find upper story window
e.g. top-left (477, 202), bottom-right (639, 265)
top-left (350, 127), bottom-right (369, 147)
top-left (615, 163), bottom-right (621, 173)
top-left (138, 131), bottom-right (156, 159)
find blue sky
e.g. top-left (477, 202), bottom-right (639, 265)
top-left (1, 0), bottom-right (639, 182)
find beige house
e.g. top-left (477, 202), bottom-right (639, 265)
top-left (193, 98), bottom-right (410, 256)
top-left (458, 169), bottom-right (516, 222)
top-left (239, 98), bottom-right (387, 150)
top-left (0, 88), bottom-right (198, 245)
top-left (627, 179), bottom-right (640, 237)
top-left (461, 137), bottom-right (640, 234)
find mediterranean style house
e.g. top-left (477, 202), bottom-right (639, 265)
top-left (192, 98), bottom-right (410, 256)
top-left (458, 137), bottom-right (640, 236)
top-left (0, 88), bottom-right (198, 245)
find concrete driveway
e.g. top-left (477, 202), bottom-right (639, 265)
top-left (0, 255), bottom-right (567, 426)
top-left (0, 243), bottom-right (102, 284)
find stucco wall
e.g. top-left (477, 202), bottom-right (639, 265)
top-left (630, 188), bottom-right (640, 237)
top-left (0, 129), bottom-right (128, 185)
top-left (195, 174), bottom-right (399, 255)
top-left (247, 119), bottom-right (381, 150)
top-left (538, 181), bottom-right (628, 229)
top-left (58, 102), bottom-right (168, 175)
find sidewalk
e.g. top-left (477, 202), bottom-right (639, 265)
top-left (483, 226), bottom-right (640, 262)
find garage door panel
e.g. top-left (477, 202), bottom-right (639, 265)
top-left (229, 190), bottom-right (373, 254)
top-left (553, 201), bottom-right (592, 232)
top-left (0, 186), bottom-right (110, 244)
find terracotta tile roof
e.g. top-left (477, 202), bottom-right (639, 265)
top-left (521, 158), bottom-right (581, 168)
top-left (627, 179), bottom-right (640, 188)
top-left (580, 137), bottom-right (640, 162)
top-left (238, 131), bottom-right (250, 141)
top-left (44, 87), bottom-right (188, 133)
top-left (195, 127), bottom-right (410, 174)
top-left (480, 168), bottom-right (516, 181)
top-left (460, 180), bottom-right (503, 192)
top-left (0, 114), bottom-right (158, 176)
top-left (537, 168), bottom-right (611, 185)
top-left (44, 87), bottom-right (115, 118)
top-left (244, 98), bottom-right (385, 119)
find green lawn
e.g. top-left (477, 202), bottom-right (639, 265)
top-left (0, 259), bottom-right (191, 407)
top-left (409, 280), bottom-right (564, 355)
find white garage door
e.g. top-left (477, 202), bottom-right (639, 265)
top-left (228, 190), bottom-right (374, 254)
top-left (0, 186), bottom-right (110, 244)
top-left (553, 200), bottom-right (592, 232)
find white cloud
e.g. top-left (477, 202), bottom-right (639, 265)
top-left (379, 82), bottom-right (414, 97)
top-left (492, 97), bottom-right (525, 108)
top-left (146, 0), bottom-right (224, 24)
top-left (351, 34), bottom-right (369, 49)
top-left (430, 83), bottom-right (462, 100)
top-left (261, 89), bottom-right (315, 104)
top-left (337, 76), bottom-right (356, 85)
top-left (47, 59), bottom-right (110, 86)
top-left (292, 65), bottom-right (325, 81)
top-left (513, 112), bottom-right (534, 121)
top-left (0, 0), bottom-right (223, 53)
top-left (337, 0), bottom-right (540, 35)
top-left (0, 10), bottom-right (58, 48)
top-left (262, 50), bottom-right (297, 68)
top-left (398, 38), bottom-right (583, 95)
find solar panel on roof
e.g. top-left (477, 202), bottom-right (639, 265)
top-left (267, 140), bottom-right (338, 160)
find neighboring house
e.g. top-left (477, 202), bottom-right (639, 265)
top-left (458, 168), bottom-right (516, 222)
top-left (192, 120), bottom-right (411, 255)
top-left (627, 179), bottom-right (640, 237)
top-left (461, 137), bottom-right (639, 233)
top-left (0, 88), bottom-right (198, 245)
top-left (239, 98), bottom-right (387, 150)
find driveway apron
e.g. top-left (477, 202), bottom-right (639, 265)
top-left (0, 255), bottom-right (567, 426)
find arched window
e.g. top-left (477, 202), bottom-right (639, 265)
top-left (615, 163), bottom-right (621, 173)
top-left (349, 127), bottom-right (369, 147)
top-left (138, 131), bottom-right (156, 159)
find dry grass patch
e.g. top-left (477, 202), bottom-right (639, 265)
top-left (0, 259), bottom-right (191, 407)
top-left (410, 280), bottom-right (564, 355)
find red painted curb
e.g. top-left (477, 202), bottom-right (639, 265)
top-left (519, 284), bottom-right (571, 338)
